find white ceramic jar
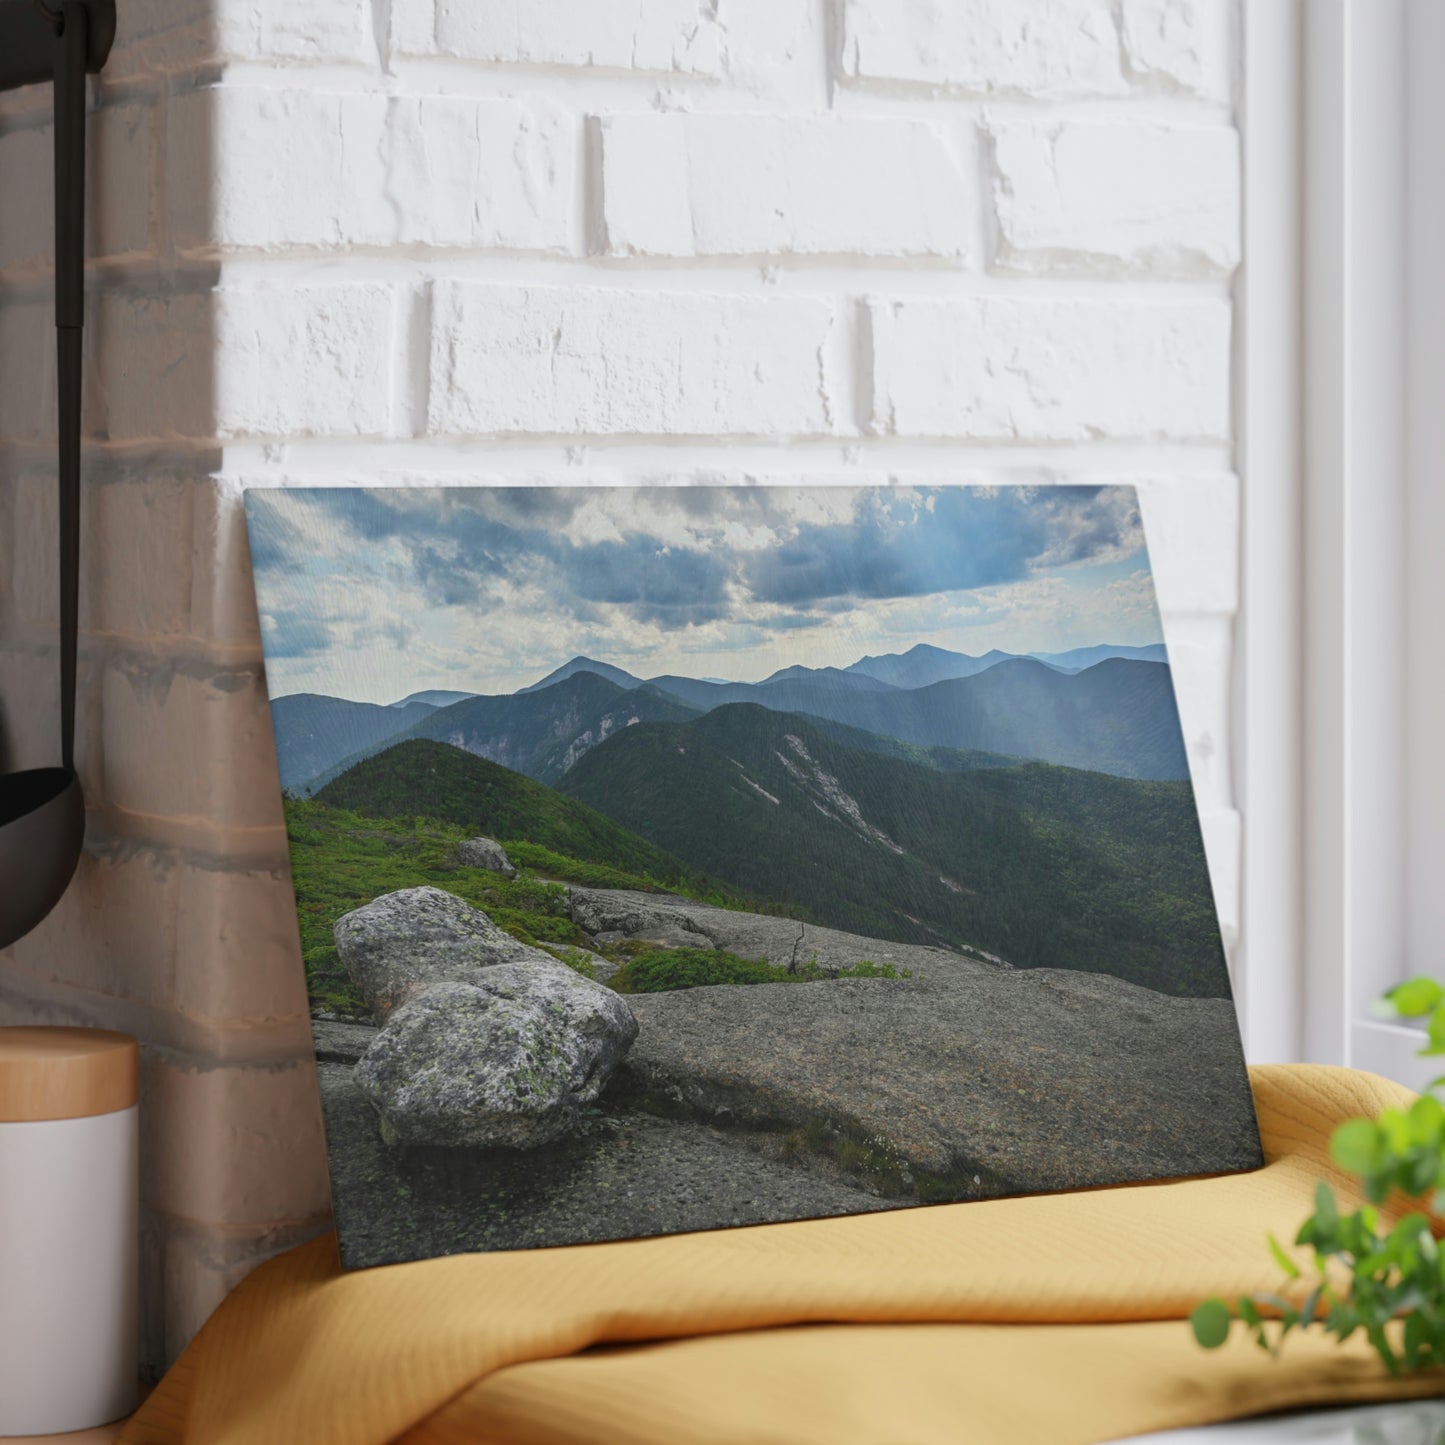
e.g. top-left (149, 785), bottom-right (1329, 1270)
top-left (0, 1026), bottom-right (138, 1435)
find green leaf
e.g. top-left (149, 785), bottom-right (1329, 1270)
top-left (1191, 1298), bottom-right (1233, 1350)
top-left (1331, 1119), bottom-right (1382, 1175)
top-left (1385, 978), bottom-right (1445, 1018)
top-left (1314, 1180), bottom-right (1340, 1233)
top-left (1267, 1232), bottom-right (1302, 1279)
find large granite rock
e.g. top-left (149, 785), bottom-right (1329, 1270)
top-left (334, 886), bottom-right (554, 1020)
top-left (566, 886), bottom-right (980, 974)
top-left (455, 836), bottom-right (516, 877)
top-left (616, 963), bottom-right (1261, 1196)
top-left (355, 966), bottom-right (639, 1149)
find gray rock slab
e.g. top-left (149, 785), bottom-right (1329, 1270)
top-left (355, 967), bottom-right (638, 1149)
top-left (318, 1061), bottom-right (894, 1268)
top-left (566, 886), bottom-right (982, 976)
top-left (618, 964), bottom-right (1261, 1196)
top-left (334, 885), bottom-right (556, 1019)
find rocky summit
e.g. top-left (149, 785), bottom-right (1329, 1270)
top-left (334, 885), bottom-right (555, 1019)
top-left (618, 961), bottom-right (1260, 1195)
top-left (355, 966), bottom-right (639, 1149)
top-left (454, 836), bottom-right (517, 877)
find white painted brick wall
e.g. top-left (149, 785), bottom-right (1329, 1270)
top-left (429, 283), bottom-right (839, 436)
top-left (598, 114), bottom-right (972, 259)
top-left (989, 121), bottom-right (1240, 277)
top-left (868, 297), bottom-right (1231, 440)
top-left (0, 0), bottom-right (1244, 1373)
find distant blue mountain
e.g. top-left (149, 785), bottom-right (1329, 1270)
top-left (271, 694), bottom-right (436, 792)
top-left (1028, 643), bottom-right (1168, 671)
top-left (519, 656), bottom-right (644, 694)
top-left (388, 689), bottom-right (474, 709)
top-left (845, 644), bottom-right (1018, 689)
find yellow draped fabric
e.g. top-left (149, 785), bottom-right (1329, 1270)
top-left (121, 1066), bottom-right (1445, 1445)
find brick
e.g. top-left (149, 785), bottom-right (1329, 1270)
top-left (108, 0), bottom-right (370, 77)
top-left (841, 0), bottom-right (1125, 96)
top-left (0, 104), bottom-right (151, 276)
top-left (0, 300), bottom-right (53, 443)
top-left (599, 113), bottom-right (971, 260)
top-left (96, 286), bottom-right (393, 441)
top-left (991, 121), bottom-right (1239, 277)
top-left (169, 89), bottom-right (572, 254)
top-left (0, 845), bottom-right (181, 1008)
top-left (392, 0), bottom-right (723, 73)
top-left (94, 476), bottom-right (197, 641)
top-left (867, 296), bottom-right (1230, 441)
top-left (100, 661), bottom-right (284, 829)
top-left (0, 649), bottom-right (99, 783)
top-left (429, 282), bottom-right (839, 437)
top-left (173, 864), bottom-right (308, 1026)
top-left (191, 477), bottom-right (262, 650)
top-left (140, 1056), bottom-right (331, 1227)
top-left (1136, 476), bottom-right (1239, 616)
top-left (1120, 0), bottom-right (1231, 102)
top-left (12, 469), bottom-right (195, 640)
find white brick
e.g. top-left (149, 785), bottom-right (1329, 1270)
top-left (169, 89), bottom-right (571, 254)
top-left (1121, 0), bottom-right (1232, 102)
top-left (94, 476), bottom-right (197, 641)
top-left (191, 478), bottom-right (262, 650)
top-left (174, 865), bottom-right (308, 1025)
top-left (0, 301), bottom-right (53, 442)
top-left (141, 1057), bottom-right (330, 1227)
top-left (600, 114), bottom-right (971, 260)
top-left (392, 0), bottom-right (723, 73)
top-left (0, 127), bottom-right (49, 274)
top-left (991, 121), bottom-right (1239, 278)
top-left (841, 0), bottom-right (1124, 97)
top-left (0, 104), bottom-right (151, 275)
top-left (1136, 476), bottom-right (1239, 616)
top-left (108, 0), bottom-right (369, 75)
top-left (101, 663), bottom-right (283, 828)
top-left (96, 286), bottom-right (393, 441)
top-left (867, 296), bottom-right (1230, 441)
top-left (2, 846), bottom-right (180, 1008)
top-left (429, 282), bottom-right (838, 437)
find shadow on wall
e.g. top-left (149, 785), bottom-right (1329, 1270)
top-left (0, 7), bottom-right (332, 1378)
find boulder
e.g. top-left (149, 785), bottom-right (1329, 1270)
top-left (355, 966), bottom-right (639, 1149)
top-left (334, 886), bottom-right (554, 1020)
top-left (455, 836), bottom-right (517, 877)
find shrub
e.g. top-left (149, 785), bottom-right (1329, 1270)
top-left (614, 948), bottom-right (783, 993)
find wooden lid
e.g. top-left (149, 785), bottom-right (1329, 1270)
top-left (0, 1027), bottom-right (138, 1122)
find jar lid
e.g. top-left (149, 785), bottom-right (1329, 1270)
top-left (0, 1027), bottom-right (138, 1122)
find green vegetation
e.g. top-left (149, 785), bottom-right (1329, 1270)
top-left (284, 795), bottom-right (728, 1015)
top-left (559, 703), bottom-right (1229, 998)
top-left (612, 946), bottom-right (910, 994)
top-left (1193, 977), bottom-right (1445, 1374)
top-left (315, 739), bottom-right (723, 898)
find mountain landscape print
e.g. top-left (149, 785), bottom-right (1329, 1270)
top-left (245, 483), bottom-right (1262, 1268)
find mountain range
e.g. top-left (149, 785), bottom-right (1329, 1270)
top-left (273, 642), bottom-right (1186, 795)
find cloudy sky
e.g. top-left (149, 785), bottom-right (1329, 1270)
top-left (245, 484), bottom-right (1166, 704)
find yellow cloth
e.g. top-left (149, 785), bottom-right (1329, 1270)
top-left (121, 1065), bottom-right (1445, 1445)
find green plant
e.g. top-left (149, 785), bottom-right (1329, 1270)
top-left (1191, 977), bottom-right (1445, 1374)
